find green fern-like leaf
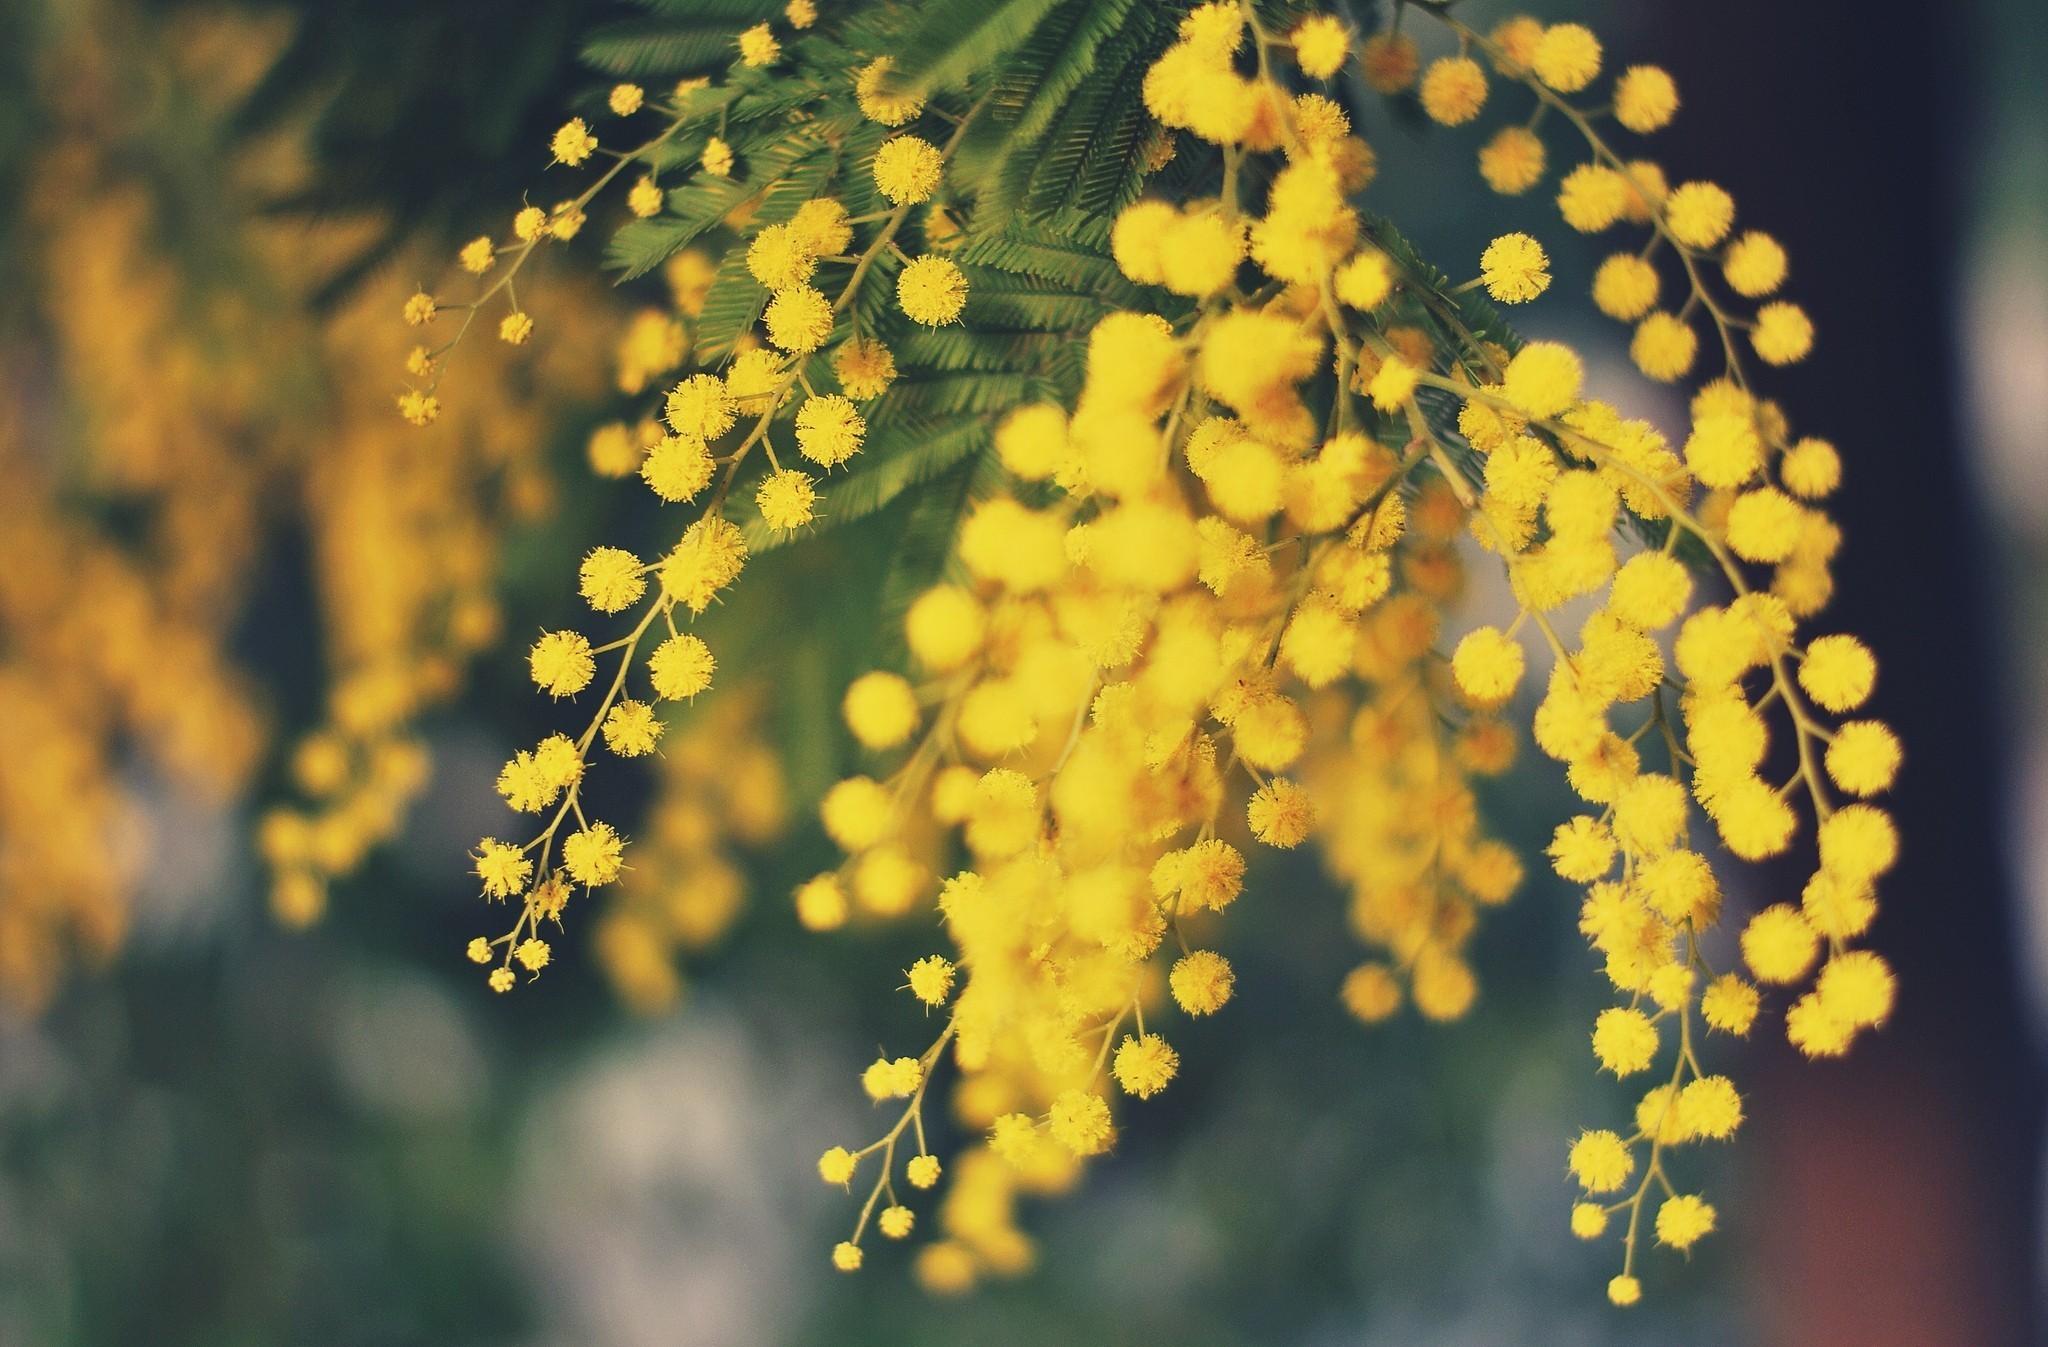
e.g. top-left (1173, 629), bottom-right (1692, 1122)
top-left (886, 0), bottom-right (1074, 95)
top-left (745, 416), bottom-right (987, 552)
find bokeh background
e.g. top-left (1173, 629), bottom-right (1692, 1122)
top-left (1, 1), bottom-right (2043, 1344)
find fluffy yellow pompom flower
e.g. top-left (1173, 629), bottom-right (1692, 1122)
top-left (1701, 973), bottom-right (1760, 1035)
top-left (994, 403), bottom-right (1068, 480)
top-left (1340, 964), bottom-right (1401, 1022)
top-left (874, 135), bottom-right (943, 204)
top-left (702, 135), bottom-right (735, 177)
top-left (1531, 23), bottom-right (1602, 92)
top-left (1818, 803), bottom-right (1898, 882)
top-left (1160, 212), bottom-right (1245, 296)
top-left (855, 57), bottom-right (924, 127)
top-left (791, 394), bottom-right (865, 468)
top-left (1827, 720), bottom-right (1902, 795)
top-left (831, 1242), bottom-right (862, 1272)
top-left (551, 118), bottom-right (597, 165)
top-left (627, 176), bottom-right (663, 217)
top-left (795, 874), bottom-right (848, 931)
top-left (1170, 950), bottom-right (1234, 1015)
top-left (1781, 436), bottom-right (1841, 499)
top-left (821, 776), bottom-right (894, 851)
top-left (1591, 1006), bottom-right (1659, 1075)
top-left (756, 468), bottom-right (818, 530)
top-left (786, 0), bottom-right (816, 27)
top-left (1655, 1195), bottom-right (1716, 1250)
top-left (1489, 16), bottom-right (1543, 73)
top-left (1367, 355), bottom-right (1419, 412)
top-left (1247, 778), bottom-right (1315, 847)
top-left (529, 630), bottom-right (595, 697)
top-left (1111, 199), bottom-right (1177, 283)
top-left (1452, 626), bottom-right (1525, 708)
top-left (1290, 14), bottom-right (1349, 80)
top-left (1726, 487), bottom-right (1803, 562)
top-left (1567, 1129), bottom-right (1634, 1193)
top-left (665, 372), bottom-right (736, 440)
top-left (642, 435), bottom-right (715, 502)
top-left (1613, 65), bottom-right (1679, 132)
top-left (1158, 838), bottom-right (1245, 911)
top-left (832, 338), bottom-right (896, 401)
top-left (1817, 950), bottom-right (1896, 1028)
top-left (737, 22), bottom-right (780, 67)
top-left (747, 223), bottom-right (816, 291)
top-left (1664, 181), bottom-right (1736, 249)
top-left (515, 938), bottom-right (551, 972)
top-left (877, 1206), bottom-right (914, 1240)
top-left (579, 547), bottom-right (646, 613)
top-left (1479, 126), bottom-right (1546, 195)
top-left (1752, 301), bottom-right (1814, 365)
top-left (897, 255), bottom-right (968, 325)
top-left (1683, 413), bottom-right (1763, 489)
top-left (860, 1054), bottom-right (922, 1100)
top-left (600, 700), bottom-right (663, 757)
top-left (906, 954), bottom-right (954, 1007)
top-left (905, 584), bottom-right (985, 671)
top-left (659, 517), bottom-right (748, 612)
top-left (1501, 341), bottom-right (1583, 418)
top-left (562, 821), bottom-right (626, 887)
top-left (1800, 633), bottom-right (1876, 711)
top-left (1786, 991), bottom-right (1855, 1057)
top-left (609, 83), bottom-right (644, 116)
top-left (906, 1154), bottom-right (941, 1188)
top-left (843, 671), bottom-right (920, 749)
top-left (1570, 1204), bottom-right (1609, 1239)
top-left (1360, 32), bottom-right (1420, 94)
top-left (1420, 56), bottom-right (1488, 126)
top-left (1335, 250), bottom-right (1393, 309)
top-left (818, 1146), bottom-right (857, 1185)
top-left (790, 198), bottom-right (853, 257)
top-left (1630, 312), bottom-right (1696, 381)
top-left (1481, 233), bottom-right (1549, 302)
top-left (1741, 904), bottom-right (1819, 983)
top-left (1549, 816), bottom-right (1617, 882)
top-left (1678, 1076), bottom-right (1744, 1140)
top-left (499, 311), bottom-right (534, 345)
top-left (398, 390), bottom-right (439, 431)
top-left (648, 632), bottom-right (715, 700)
top-left (1557, 163), bottom-right (1630, 232)
top-left (1049, 1090), bottom-right (1114, 1156)
top-left (459, 236), bottom-right (495, 274)
top-left (1723, 230), bottom-right (1787, 296)
top-left (1592, 253), bottom-right (1659, 319)
top-left (474, 839), bottom-right (533, 899)
top-left (765, 285), bottom-right (834, 352)
top-left (1607, 1276), bottom-right (1642, 1307)
top-left (1608, 552), bottom-right (1691, 630)
top-left (1113, 1033), bottom-right (1180, 1098)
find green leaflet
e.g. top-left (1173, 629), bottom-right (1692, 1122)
top-left (871, 449), bottom-right (1009, 665)
top-left (580, 0), bottom-right (787, 78)
top-left (742, 417), bottom-right (986, 552)
top-left (692, 244), bottom-right (769, 361)
top-left (739, 213), bottom-right (1126, 557)
top-left (883, 0), bottom-right (1073, 94)
top-left (604, 124), bottom-right (840, 280)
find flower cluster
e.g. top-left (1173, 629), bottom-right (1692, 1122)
top-left (411, 12), bottom-right (977, 997)
top-left (421, 0), bottom-right (1900, 1306)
